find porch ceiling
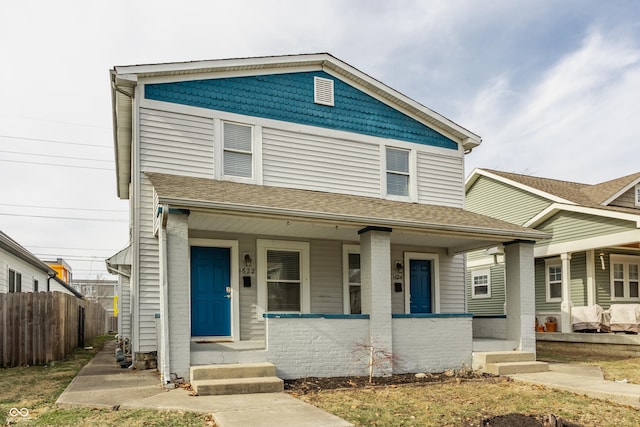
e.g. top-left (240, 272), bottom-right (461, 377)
top-left (148, 172), bottom-right (550, 254)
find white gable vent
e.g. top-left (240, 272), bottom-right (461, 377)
top-left (314, 76), bottom-right (334, 106)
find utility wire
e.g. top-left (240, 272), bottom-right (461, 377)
top-left (0, 134), bottom-right (111, 148)
top-left (0, 212), bottom-right (128, 223)
top-left (0, 149), bottom-right (113, 163)
top-left (0, 159), bottom-right (113, 171)
top-left (0, 202), bottom-right (127, 213)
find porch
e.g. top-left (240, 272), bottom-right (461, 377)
top-left (536, 331), bottom-right (640, 358)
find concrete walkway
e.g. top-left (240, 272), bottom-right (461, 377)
top-left (509, 362), bottom-right (640, 408)
top-left (56, 341), bottom-right (352, 427)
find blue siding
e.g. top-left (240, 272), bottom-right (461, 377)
top-left (145, 71), bottom-right (457, 150)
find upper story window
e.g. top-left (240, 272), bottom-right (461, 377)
top-left (471, 269), bottom-right (491, 299)
top-left (9, 269), bottom-right (22, 293)
top-left (545, 259), bottom-right (562, 303)
top-left (635, 184), bottom-right (640, 207)
top-left (611, 255), bottom-right (640, 301)
top-left (223, 122), bottom-right (253, 179)
top-left (386, 147), bottom-right (410, 197)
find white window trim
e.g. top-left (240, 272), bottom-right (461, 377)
top-left (214, 118), bottom-right (262, 184)
top-left (188, 238), bottom-right (240, 342)
top-left (471, 269), bottom-right (491, 299)
top-left (257, 239), bottom-right (310, 318)
top-left (342, 244), bottom-right (360, 314)
top-left (403, 252), bottom-right (440, 314)
top-left (610, 254), bottom-right (640, 302)
top-left (545, 258), bottom-right (562, 303)
top-left (382, 146), bottom-right (417, 202)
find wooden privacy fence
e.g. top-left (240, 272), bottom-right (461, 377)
top-left (0, 291), bottom-right (109, 368)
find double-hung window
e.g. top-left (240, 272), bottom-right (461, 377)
top-left (611, 255), bottom-right (640, 301)
top-left (8, 269), bottom-right (21, 293)
top-left (471, 269), bottom-right (490, 299)
top-left (223, 122), bottom-right (253, 179)
top-left (545, 259), bottom-right (562, 302)
top-left (386, 147), bottom-right (410, 197)
top-left (258, 240), bottom-right (310, 313)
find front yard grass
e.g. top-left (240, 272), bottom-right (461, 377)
top-left (0, 334), bottom-right (210, 426)
top-left (537, 349), bottom-right (640, 384)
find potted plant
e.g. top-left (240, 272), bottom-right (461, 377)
top-left (545, 316), bottom-right (557, 332)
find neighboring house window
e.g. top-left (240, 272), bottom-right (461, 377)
top-left (635, 184), bottom-right (640, 207)
top-left (611, 255), bottom-right (640, 301)
top-left (386, 147), bottom-right (410, 197)
top-left (257, 240), bottom-right (310, 313)
top-left (223, 121), bottom-right (253, 179)
top-left (471, 269), bottom-right (491, 299)
top-left (545, 259), bottom-right (562, 302)
top-left (342, 245), bottom-right (361, 314)
top-left (8, 269), bottom-right (22, 293)
top-left (34, 279), bottom-right (38, 292)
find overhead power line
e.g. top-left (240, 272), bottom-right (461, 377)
top-left (0, 212), bottom-right (128, 223)
top-left (0, 134), bottom-right (111, 148)
top-left (0, 149), bottom-right (113, 163)
top-left (0, 159), bottom-right (113, 171)
top-left (0, 202), bottom-right (127, 213)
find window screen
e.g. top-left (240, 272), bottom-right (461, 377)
top-left (386, 147), bottom-right (409, 196)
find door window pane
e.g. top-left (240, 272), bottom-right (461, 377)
top-left (348, 253), bottom-right (361, 314)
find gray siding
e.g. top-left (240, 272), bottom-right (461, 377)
top-left (439, 254), bottom-right (466, 313)
top-left (417, 151), bottom-right (464, 207)
top-left (309, 240), bottom-right (343, 313)
top-left (610, 186), bottom-right (639, 209)
top-left (570, 252), bottom-right (587, 306)
top-left (262, 127), bottom-right (381, 197)
top-left (466, 176), bottom-right (550, 225)
top-left (139, 108), bottom-right (214, 177)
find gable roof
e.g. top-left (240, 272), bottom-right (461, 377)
top-left (112, 53), bottom-right (482, 199)
top-left (147, 172), bottom-right (549, 252)
top-left (468, 169), bottom-right (640, 214)
top-left (0, 230), bottom-right (56, 276)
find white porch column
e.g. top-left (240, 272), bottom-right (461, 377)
top-left (359, 226), bottom-right (392, 376)
top-left (504, 241), bottom-right (536, 353)
top-left (586, 250), bottom-right (596, 307)
top-left (165, 210), bottom-right (191, 380)
top-left (560, 252), bottom-right (572, 333)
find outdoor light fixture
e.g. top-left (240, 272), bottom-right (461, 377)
top-left (599, 252), bottom-right (606, 270)
top-left (244, 253), bottom-right (253, 267)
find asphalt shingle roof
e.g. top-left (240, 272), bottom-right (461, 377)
top-left (146, 172), bottom-right (548, 240)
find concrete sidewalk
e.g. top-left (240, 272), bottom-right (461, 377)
top-left (509, 362), bottom-right (640, 408)
top-left (56, 341), bottom-right (352, 427)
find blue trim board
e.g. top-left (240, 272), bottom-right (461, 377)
top-left (392, 313), bottom-right (473, 318)
top-left (263, 313), bottom-right (369, 319)
top-left (145, 71), bottom-right (457, 150)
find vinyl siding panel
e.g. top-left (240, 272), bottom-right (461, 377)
top-left (467, 264), bottom-right (505, 316)
top-left (137, 176), bottom-right (160, 352)
top-left (610, 187), bottom-right (638, 209)
top-left (237, 235), bottom-right (264, 340)
top-left (595, 249), bottom-right (640, 308)
top-left (570, 252), bottom-right (587, 306)
top-left (0, 252), bottom-right (50, 294)
top-left (537, 212), bottom-right (634, 247)
top-left (417, 151), bottom-right (464, 207)
top-left (139, 108), bottom-right (214, 178)
top-left (466, 176), bottom-right (551, 225)
top-left (310, 240), bottom-right (343, 313)
top-left (262, 127), bottom-right (381, 197)
top-left (439, 254), bottom-right (466, 313)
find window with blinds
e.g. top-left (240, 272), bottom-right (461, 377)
top-left (386, 147), bottom-right (409, 197)
top-left (266, 249), bottom-right (301, 311)
top-left (223, 122), bottom-right (253, 178)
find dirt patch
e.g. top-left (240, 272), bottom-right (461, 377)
top-left (286, 372), bottom-right (584, 427)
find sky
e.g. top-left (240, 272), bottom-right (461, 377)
top-left (1, 0), bottom-right (639, 279)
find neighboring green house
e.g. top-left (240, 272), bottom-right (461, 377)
top-left (465, 169), bottom-right (640, 333)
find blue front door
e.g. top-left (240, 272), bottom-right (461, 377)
top-left (410, 259), bottom-right (432, 313)
top-left (191, 246), bottom-right (231, 336)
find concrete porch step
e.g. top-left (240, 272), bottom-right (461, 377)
top-left (190, 362), bottom-right (283, 396)
top-left (473, 351), bottom-right (535, 368)
top-left (484, 361), bottom-right (550, 375)
top-left (192, 376), bottom-right (284, 396)
top-left (191, 362), bottom-right (276, 381)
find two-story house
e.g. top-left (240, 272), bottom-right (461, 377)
top-left (108, 54), bottom-right (548, 387)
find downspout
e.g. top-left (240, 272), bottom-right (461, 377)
top-left (159, 203), bottom-right (172, 386)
